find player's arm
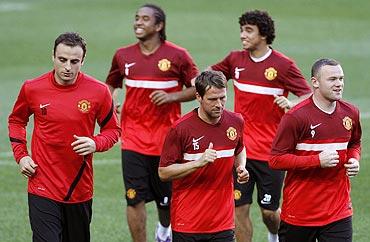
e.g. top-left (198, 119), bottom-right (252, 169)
top-left (159, 143), bottom-right (217, 181)
top-left (150, 86), bottom-right (196, 106)
top-left (234, 147), bottom-right (249, 184)
top-left (273, 93), bottom-right (311, 111)
top-left (73, 86), bottom-right (120, 155)
top-left (344, 108), bottom-right (362, 177)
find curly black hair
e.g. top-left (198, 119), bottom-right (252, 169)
top-left (239, 10), bottom-right (275, 45)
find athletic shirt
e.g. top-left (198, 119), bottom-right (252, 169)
top-left (270, 97), bottom-right (362, 226)
top-left (106, 41), bottom-right (199, 156)
top-left (211, 49), bottom-right (311, 161)
top-left (8, 71), bottom-right (121, 203)
top-left (160, 109), bottom-right (244, 233)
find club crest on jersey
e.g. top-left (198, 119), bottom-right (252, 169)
top-left (343, 116), bottom-right (352, 130)
top-left (126, 188), bottom-right (136, 199)
top-left (264, 67), bottom-right (277, 81)
top-left (158, 58), bottom-right (171, 71)
top-left (226, 127), bottom-right (237, 141)
top-left (234, 189), bottom-right (242, 200)
top-left (77, 100), bottom-right (91, 113)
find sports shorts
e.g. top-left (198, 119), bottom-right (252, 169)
top-left (172, 229), bottom-right (235, 242)
top-left (279, 216), bottom-right (352, 242)
top-left (233, 158), bottom-right (284, 210)
top-left (28, 193), bottom-right (92, 242)
top-left (122, 150), bottom-right (171, 209)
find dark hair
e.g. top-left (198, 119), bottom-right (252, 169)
top-left (311, 58), bottom-right (340, 78)
top-left (141, 3), bottom-right (166, 42)
top-left (239, 10), bottom-right (275, 45)
top-left (53, 32), bottom-right (87, 60)
top-left (195, 70), bottom-right (227, 97)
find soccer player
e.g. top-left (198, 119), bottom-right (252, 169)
top-left (207, 10), bottom-right (312, 242)
top-left (8, 32), bottom-right (120, 242)
top-left (105, 4), bottom-right (199, 242)
top-left (269, 58), bottom-right (361, 242)
top-left (159, 70), bottom-right (249, 242)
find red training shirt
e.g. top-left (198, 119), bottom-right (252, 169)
top-left (212, 49), bottom-right (311, 161)
top-left (160, 109), bottom-right (244, 233)
top-left (8, 71), bottom-right (121, 203)
top-left (270, 97), bottom-right (361, 226)
top-left (106, 41), bottom-right (199, 156)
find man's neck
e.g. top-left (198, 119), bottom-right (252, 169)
top-left (312, 94), bottom-right (337, 114)
top-left (197, 108), bottom-right (220, 125)
top-left (139, 38), bottom-right (162, 56)
top-left (249, 45), bottom-right (270, 59)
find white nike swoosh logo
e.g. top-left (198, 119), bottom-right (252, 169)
top-left (260, 200), bottom-right (271, 205)
top-left (310, 123), bottom-right (322, 129)
top-left (125, 62), bottom-right (136, 68)
top-left (39, 103), bottom-right (50, 109)
top-left (235, 67), bottom-right (245, 72)
top-left (192, 136), bottom-right (204, 143)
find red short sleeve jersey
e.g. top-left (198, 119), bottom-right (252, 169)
top-left (270, 97), bottom-right (362, 226)
top-left (8, 71), bottom-right (121, 203)
top-left (212, 49), bottom-right (311, 161)
top-left (160, 109), bottom-right (245, 233)
top-left (106, 41), bottom-right (199, 155)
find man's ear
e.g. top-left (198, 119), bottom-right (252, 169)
top-left (195, 92), bottom-right (202, 102)
top-left (311, 77), bottom-right (319, 88)
top-left (156, 22), bottom-right (164, 32)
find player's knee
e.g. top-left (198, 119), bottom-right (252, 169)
top-left (261, 208), bottom-right (280, 223)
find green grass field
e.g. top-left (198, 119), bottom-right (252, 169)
top-left (0, 0), bottom-right (369, 241)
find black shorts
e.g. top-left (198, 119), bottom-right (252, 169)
top-left (28, 193), bottom-right (92, 242)
top-left (233, 159), bottom-right (284, 210)
top-left (122, 150), bottom-right (171, 208)
top-left (172, 229), bottom-right (235, 242)
top-left (279, 216), bottom-right (352, 242)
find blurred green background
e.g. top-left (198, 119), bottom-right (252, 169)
top-left (0, 0), bottom-right (369, 241)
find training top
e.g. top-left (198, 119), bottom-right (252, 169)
top-left (160, 109), bottom-right (244, 233)
top-left (8, 71), bottom-right (121, 203)
top-left (270, 97), bottom-right (362, 226)
top-left (106, 41), bottom-right (199, 156)
top-left (212, 49), bottom-right (311, 161)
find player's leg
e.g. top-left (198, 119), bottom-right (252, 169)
top-left (62, 199), bottom-right (92, 242)
top-left (122, 150), bottom-right (151, 242)
top-left (28, 193), bottom-right (63, 242)
top-left (318, 216), bottom-right (352, 242)
top-left (150, 155), bottom-right (172, 242)
top-left (279, 220), bottom-right (317, 242)
top-left (254, 159), bottom-right (285, 242)
top-left (234, 159), bottom-right (256, 242)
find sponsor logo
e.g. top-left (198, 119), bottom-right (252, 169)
top-left (158, 59), bottom-right (171, 71)
top-left (126, 188), bottom-right (136, 199)
top-left (124, 62), bottom-right (136, 76)
top-left (264, 67), bottom-right (277, 81)
top-left (77, 100), bottom-right (91, 113)
top-left (343, 116), bottom-right (352, 131)
top-left (260, 193), bottom-right (272, 205)
top-left (39, 103), bottom-right (50, 115)
top-left (226, 127), bottom-right (237, 141)
top-left (234, 67), bottom-right (245, 79)
top-left (310, 123), bottom-right (322, 129)
top-left (192, 136), bottom-right (204, 150)
top-left (234, 189), bottom-right (242, 200)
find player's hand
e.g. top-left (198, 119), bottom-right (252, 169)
top-left (273, 94), bottom-right (292, 112)
top-left (236, 165), bottom-right (249, 184)
top-left (196, 142), bottom-right (217, 168)
top-left (19, 156), bottom-right (38, 178)
top-left (344, 158), bottom-right (360, 177)
top-left (71, 135), bottom-right (96, 155)
top-left (319, 150), bottom-right (339, 168)
top-left (149, 90), bottom-right (174, 106)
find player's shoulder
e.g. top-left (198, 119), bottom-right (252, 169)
top-left (287, 96), bottom-right (313, 115)
top-left (338, 99), bottom-right (360, 114)
top-left (172, 110), bottom-right (197, 129)
top-left (23, 71), bottom-right (52, 88)
top-left (223, 109), bottom-right (244, 125)
top-left (80, 72), bottom-right (109, 90)
top-left (270, 49), bottom-right (295, 65)
top-left (114, 43), bottom-right (138, 54)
